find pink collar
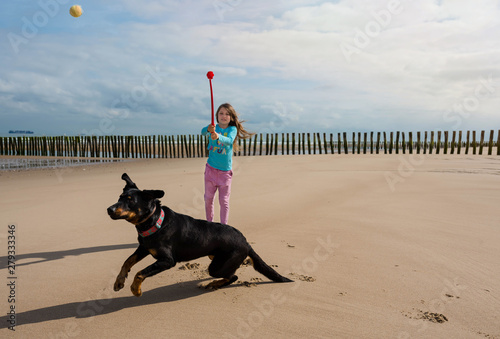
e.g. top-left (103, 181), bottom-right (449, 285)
top-left (139, 209), bottom-right (164, 237)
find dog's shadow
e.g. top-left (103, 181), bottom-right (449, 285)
top-left (0, 244), bottom-right (137, 269)
top-left (0, 280), bottom-right (209, 329)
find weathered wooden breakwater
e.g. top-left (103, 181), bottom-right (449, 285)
top-left (1, 130), bottom-right (499, 158)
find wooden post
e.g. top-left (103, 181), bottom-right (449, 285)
top-left (134, 136), bottom-right (139, 158)
top-left (376, 132), bottom-right (380, 154)
top-left (167, 135), bottom-right (171, 158)
top-left (170, 135), bottom-right (175, 158)
top-left (301, 133), bottom-right (305, 154)
top-left (190, 134), bottom-right (194, 158)
top-left (383, 132), bottom-right (387, 154)
top-left (389, 132), bottom-right (394, 154)
top-left (436, 131), bottom-right (441, 154)
top-left (321, 133), bottom-right (324, 154)
top-left (130, 136), bottom-right (134, 159)
top-left (395, 132), bottom-right (400, 154)
top-left (479, 130), bottom-right (485, 155)
top-left (497, 130), bottom-right (500, 156)
top-left (323, 133), bottom-right (328, 154)
top-left (135, 136), bottom-right (140, 158)
top-left (472, 131), bottom-right (477, 155)
top-left (315, 133), bottom-right (321, 154)
top-left (488, 130), bottom-right (494, 155)
top-left (352, 132), bottom-right (356, 154)
top-left (416, 132), bottom-right (421, 154)
top-left (121, 135), bottom-right (125, 158)
top-left (196, 134), bottom-right (203, 158)
top-left (275, 133), bottom-right (279, 155)
top-left (429, 131), bottom-right (434, 154)
top-left (408, 132), bottom-right (413, 154)
top-left (258, 134), bottom-right (262, 155)
top-left (103, 136), bottom-right (107, 158)
top-left (177, 135), bottom-right (182, 158)
top-left (465, 131), bottom-right (470, 155)
top-left (423, 131), bottom-right (427, 154)
top-left (357, 132), bottom-right (361, 154)
top-left (184, 135), bottom-right (188, 158)
top-left (330, 134), bottom-right (334, 154)
top-left (451, 131), bottom-right (456, 154)
top-left (140, 135), bottom-right (144, 158)
top-left (444, 131), bottom-right (448, 154)
top-left (457, 131), bottom-right (462, 155)
top-left (337, 133), bottom-right (342, 154)
top-left (402, 132), bottom-right (406, 154)
top-left (271, 133), bottom-right (275, 155)
top-left (170, 136), bottom-right (174, 158)
top-left (286, 133), bottom-right (289, 155)
top-left (180, 135), bottom-right (185, 158)
top-left (165, 135), bottom-right (168, 158)
top-left (267, 134), bottom-right (272, 156)
top-left (343, 132), bottom-right (348, 154)
top-left (252, 134), bottom-right (257, 156)
top-left (311, 133), bottom-right (316, 154)
top-left (151, 135), bottom-right (155, 158)
top-left (370, 132), bottom-right (373, 154)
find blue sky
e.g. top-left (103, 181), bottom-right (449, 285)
top-left (1, 0), bottom-right (499, 136)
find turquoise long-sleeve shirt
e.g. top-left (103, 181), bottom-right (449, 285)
top-left (201, 125), bottom-right (237, 171)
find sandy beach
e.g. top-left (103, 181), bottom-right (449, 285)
top-left (0, 154), bottom-right (499, 338)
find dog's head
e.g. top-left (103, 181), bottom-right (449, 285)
top-left (107, 173), bottom-right (164, 224)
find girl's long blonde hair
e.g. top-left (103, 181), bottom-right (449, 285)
top-left (216, 103), bottom-right (255, 152)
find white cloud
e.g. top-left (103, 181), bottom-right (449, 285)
top-left (1, 0), bottom-right (499, 135)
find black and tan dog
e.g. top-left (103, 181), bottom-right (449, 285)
top-left (107, 173), bottom-right (292, 296)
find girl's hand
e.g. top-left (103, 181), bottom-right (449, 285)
top-left (211, 132), bottom-right (219, 140)
top-left (207, 124), bottom-right (215, 133)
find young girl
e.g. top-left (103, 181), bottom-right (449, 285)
top-left (201, 103), bottom-right (254, 224)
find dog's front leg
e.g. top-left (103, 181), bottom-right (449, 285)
top-left (114, 246), bottom-right (149, 292)
top-left (131, 257), bottom-right (175, 297)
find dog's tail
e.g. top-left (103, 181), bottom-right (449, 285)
top-left (248, 247), bottom-right (293, 283)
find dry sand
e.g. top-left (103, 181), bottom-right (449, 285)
top-left (0, 154), bottom-right (499, 338)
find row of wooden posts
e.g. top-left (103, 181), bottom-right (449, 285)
top-left (1, 130), bottom-right (499, 158)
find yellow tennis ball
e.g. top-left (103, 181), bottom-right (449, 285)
top-left (69, 5), bottom-right (83, 18)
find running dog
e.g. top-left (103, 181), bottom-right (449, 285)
top-left (107, 173), bottom-right (292, 296)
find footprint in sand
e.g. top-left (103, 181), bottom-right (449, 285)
top-left (289, 272), bottom-right (316, 282)
top-left (240, 277), bottom-right (264, 287)
top-left (401, 308), bottom-right (448, 324)
top-left (178, 262), bottom-right (201, 270)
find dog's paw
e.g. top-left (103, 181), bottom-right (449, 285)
top-left (130, 274), bottom-right (145, 297)
top-left (113, 276), bottom-right (126, 291)
top-left (131, 284), bottom-right (142, 297)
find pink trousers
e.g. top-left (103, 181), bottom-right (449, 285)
top-left (204, 163), bottom-right (233, 224)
